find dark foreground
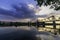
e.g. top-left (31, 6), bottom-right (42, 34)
top-left (0, 27), bottom-right (38, 40)
top-left (0, 27), bottom-right (60, 40)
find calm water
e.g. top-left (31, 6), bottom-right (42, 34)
top-left (0, 26), bottom-right (38, 40)
top-left (0, 26), bottom-right (60, 40)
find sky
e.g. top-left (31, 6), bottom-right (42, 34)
top-left (0, 0), bottom-right (60, 22)
top-left (0, 0), bottom-right (37, 21)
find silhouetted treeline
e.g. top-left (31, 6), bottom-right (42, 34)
top-left (0, 21), bottom-right (59, 29)
top-left (0, 21), bottom-right (29, 26)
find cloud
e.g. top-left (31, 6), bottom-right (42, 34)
top-left (35, 6), bottom-right (54, 15)
top-left (12, 3), bottom-right (35, 19)
top-left (0, 3), bottom-right (36, 20)
top-left (35, 5), bottom-right (60, 18)
top-left (0, 14), bottom-right (17, 22)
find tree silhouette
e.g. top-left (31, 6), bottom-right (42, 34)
top-left (35, 0), bottom-right (60, 10)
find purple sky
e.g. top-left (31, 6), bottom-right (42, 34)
top-left (0, 0), bottom-right (37, 21)
top-left (0, 0), bottom-right (37, 9)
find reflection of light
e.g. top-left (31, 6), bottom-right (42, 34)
top-left (46, 22), bottom-right (53, 23)
top-left (45, 25), bottom-right (53, 28)
top-left (56, 21), bottom-right (60, 24)
top-left (56, 25), bottom-right (60, 29)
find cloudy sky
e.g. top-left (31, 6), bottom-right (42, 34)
top-left (0, 0), bottom-right (37, 21)
top-left (0, 0), bottom-right (59, 22)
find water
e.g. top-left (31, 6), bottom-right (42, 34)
top-left (0, 26), bottom-right (38, 40)
top-left (0, 26), bottom-right (60, 40)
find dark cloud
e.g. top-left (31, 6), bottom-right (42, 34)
top-left (12, 3), bottom-right (35, 19)
top-left (0, 3), bottom-right (35, 19)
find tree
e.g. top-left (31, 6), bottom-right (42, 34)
top-left (34, 0), bottom-right (60, 10)
top-left (35, 0), bottom-right (60, 35)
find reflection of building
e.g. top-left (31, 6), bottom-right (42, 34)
top-left (38, 15), bottom-right (60, 28)
top-left (37, 15), bottom-right (60, 34)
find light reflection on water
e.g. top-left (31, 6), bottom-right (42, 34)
top-left (36, 34), bottom-right (55, 40)
top-left (0, 26), bottom-right (60, 40)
